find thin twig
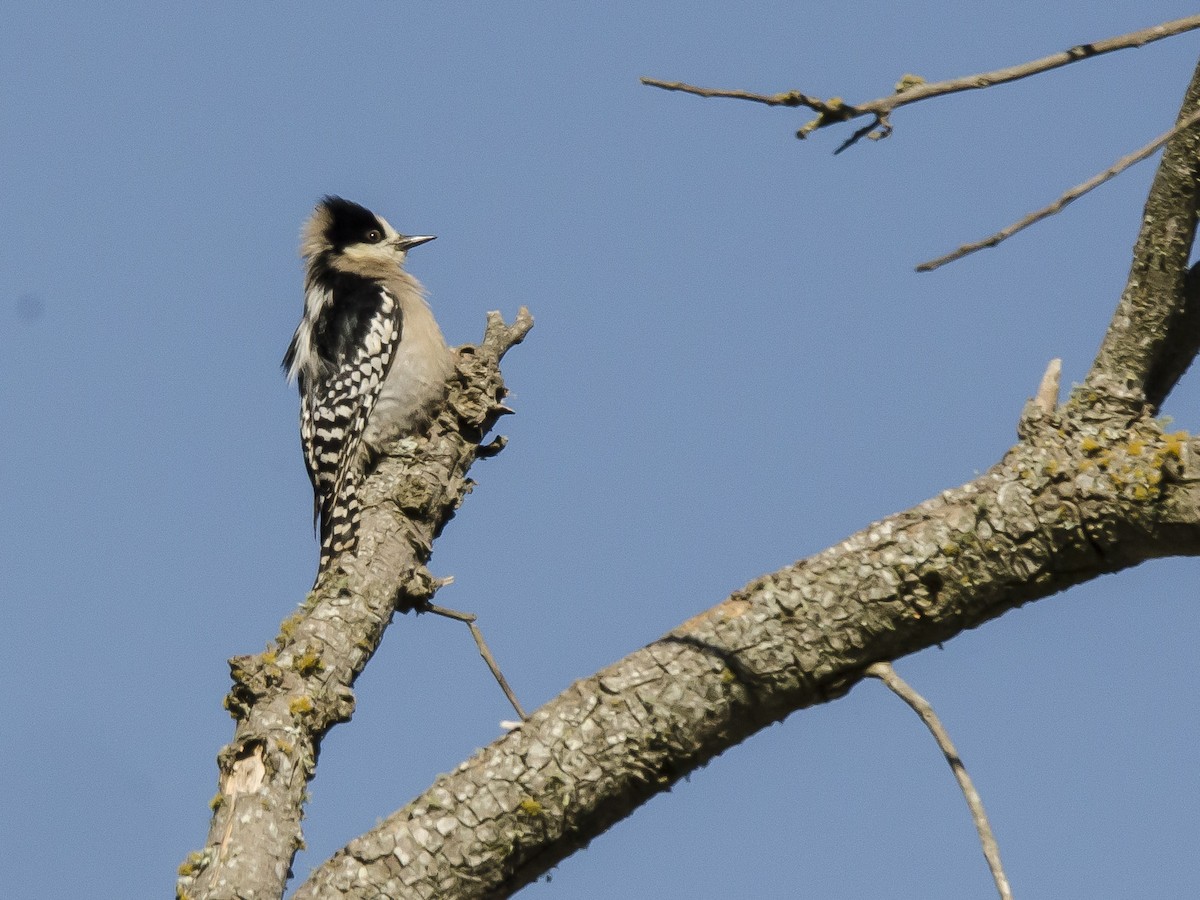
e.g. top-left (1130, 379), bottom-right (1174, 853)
top-left (642, 14), bottom-right (1200, 143)
top-left (917, 106), bottom-right (1200, 271)
top-left (424, 602), bottom-right (528, 721)
top-left (637, 80), bottom-right (828, 109)
top-left (868, 662), bottom-right (1013, 900)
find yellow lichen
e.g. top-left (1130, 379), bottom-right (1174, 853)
top-left (1164, 431), bottom-right (1187, 459)
top-left (518, 798), bottom-right (543, 816)
top-left (894, 73), bottom-right (926, 93)
top-left (278, 614), bottom-right (303, 645)
top-left (289, 695), bottom-right (315, 716)
top-left (177, 853), bottom-right (204, 877)
top-left (293, 649), bottom-right (324, 676)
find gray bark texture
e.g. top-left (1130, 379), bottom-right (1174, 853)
top-left (181, 57), bottom-right (1200, 900)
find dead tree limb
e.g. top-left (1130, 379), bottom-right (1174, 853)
top-left (641, 14), bottom-right (1200, 145)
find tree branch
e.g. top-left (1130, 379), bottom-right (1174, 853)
top-left (916, 107), bottom-right (1200, 272)
top-left (177, 309), bottom-right (533, 900)
top-left (1144, 261), bottom-right (1200, 410)
top-left (641, 15), bottom-right (1200, 144)
top-left (1087, 58), bottom-right (1200, 406)
top-left (868, 663), bottom-right (1013, 900)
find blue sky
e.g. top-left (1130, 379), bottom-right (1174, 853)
top-left (3, 4), bottom-right (1198, 898)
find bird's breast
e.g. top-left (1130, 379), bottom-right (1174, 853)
top-left (362, 279), bottom-right (453, 449)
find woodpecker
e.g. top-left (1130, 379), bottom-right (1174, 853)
top-left (283, 196), bottom-right (454, 574)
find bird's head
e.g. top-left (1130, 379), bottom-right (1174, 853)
top-left (301, 195), bottom-right (434, 277)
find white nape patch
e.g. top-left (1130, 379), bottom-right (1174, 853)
top-left (299, 202), bottom-right (334, 261)
top-left (286, 285), bottom-right (333, 384)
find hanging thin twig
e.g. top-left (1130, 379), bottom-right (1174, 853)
top-left (424, 602), bottom-right (528, 721)
top-left (868, 662), bottom-right (1013, 900)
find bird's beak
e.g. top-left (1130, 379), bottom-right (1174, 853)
top-left (395, 234), bottom-right (436, 251)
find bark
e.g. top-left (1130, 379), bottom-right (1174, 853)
top-left (181, 53), bottom-right (1200, 900)
top-left (1092, 61), bottom-right (1200, 406)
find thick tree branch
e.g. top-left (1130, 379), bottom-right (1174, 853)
top-left (177, 309), bottom-right (533, 900)
top-left (642, 15), bottom-right (1200, 145)
top-left (1144, 260), bottom-right (1200, 409)
top-left (1088, 59), bottom-right (1200, 406)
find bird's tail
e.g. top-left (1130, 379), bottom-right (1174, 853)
top-left (316, 479), bottom-right (362, 578)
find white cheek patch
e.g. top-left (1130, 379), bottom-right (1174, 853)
top-left (341, 243), bottom-right (399, 265)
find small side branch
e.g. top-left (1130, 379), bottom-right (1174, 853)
top-left (916, 107), bottom-right (1200, 272)
top-left (483, 306), bottom-right (534, 360)
top-left (637, 79), bottom-right (829, 110)
top-left (868, 662), bottom-right (1013, 900)
top-left (642, 15), bottom-right (1200, 145)
top-left (423, 602), bottom-right (529, 721)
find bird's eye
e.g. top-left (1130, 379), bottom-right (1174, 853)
top-left (364, 229), bottom-right (383, 244)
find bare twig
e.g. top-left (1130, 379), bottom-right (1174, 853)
top-left (642, 14), bottom-right (1200, 143)
top-left (917, 107), bottom-right (1200, 271)
top-left (424, 603), bottom-right (528, 721)
top-left (636, 80), bottom-right (828, 109)
top-left (868, 662), bottom-right (1013, 900)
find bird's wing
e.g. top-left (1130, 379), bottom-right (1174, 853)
top-left (301, 281), bottom-right (404, 569)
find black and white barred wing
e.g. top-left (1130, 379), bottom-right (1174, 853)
top-left (300, 287), bottom-right (402, 570)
